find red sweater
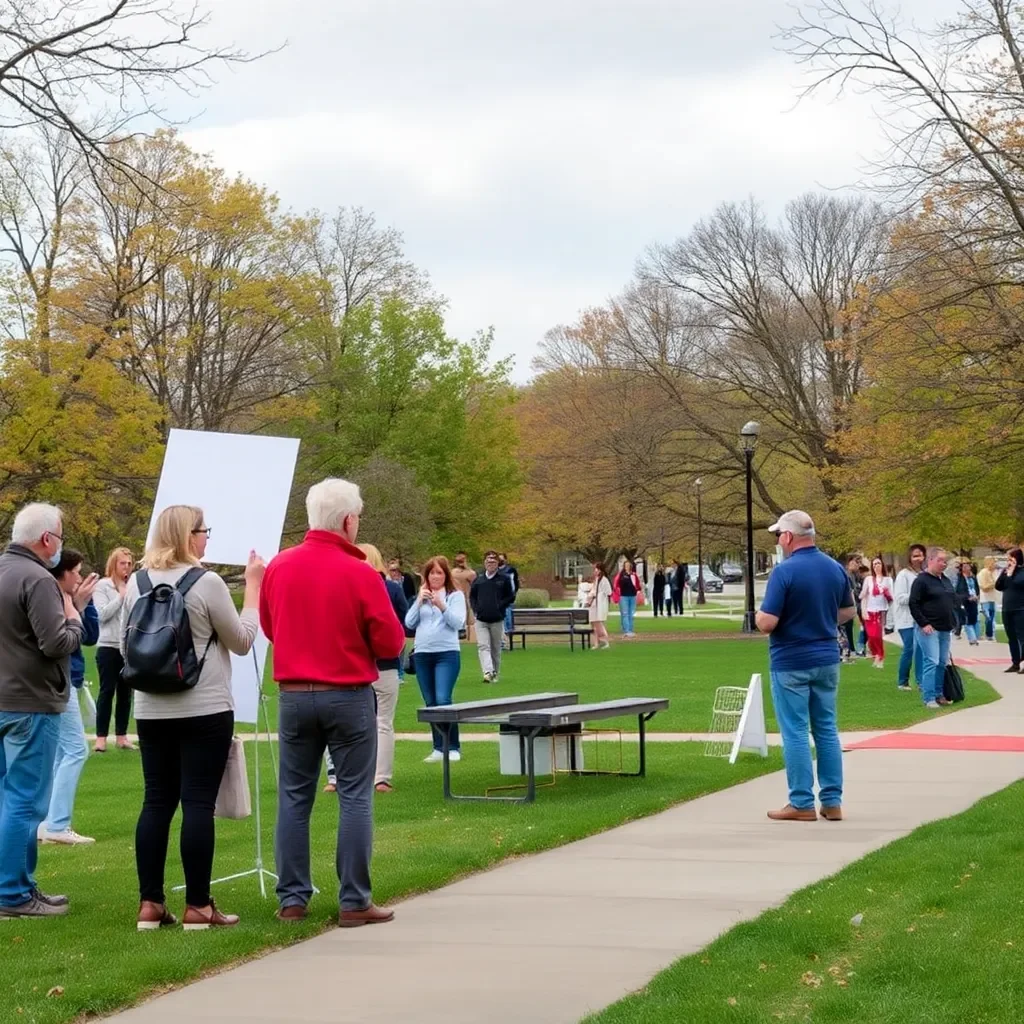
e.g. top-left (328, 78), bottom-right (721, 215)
top-left (259, 531), bottom-right (406, 685)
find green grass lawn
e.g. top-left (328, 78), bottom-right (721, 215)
top-left (0, 741), bottom-right (781, 1024)
top-left (585, 779), bottom-right (1024, 1024)
top-left (81, 639), bottom-right (1001, 739)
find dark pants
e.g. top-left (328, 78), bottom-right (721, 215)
top-left (653, 591), bottom-right (665, 616)
top-left (135, 711), bottom-right (233, 907)
top-left (671, 589), bottom-right (682, 614)
top-left (275, 686), bottom-right (376, 912)
top-left (95, 646), bottom-right (132, 738)
top-left (841, 619), bottom-right (855, 656)
top-left (415, 650), bottom-right (462, 752)
top-left (1005, 608), bottom-right (1024, 667)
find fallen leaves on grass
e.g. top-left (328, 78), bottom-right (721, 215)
top-left (47, 986), bottom-right (64, 998)
top-left (801, 972), bottom-right (823, 988)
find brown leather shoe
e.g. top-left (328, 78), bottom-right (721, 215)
top-left (820, 805), bottom-right (843, 822)
top-left (137, 901), bottom-right (177, 931)
top-left (276, 904), bottom-right (308, 922)
top-left (338, 904), bottom-right (395, 928)
top-left (767, 804), bottom-right (817, 822)
top-left (182, 900), bottom-right (239, 931)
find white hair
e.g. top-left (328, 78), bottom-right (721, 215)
top-left (306, 478), bottom-right (363, 532)
top-left (11, 502), bottom-right (62, 544)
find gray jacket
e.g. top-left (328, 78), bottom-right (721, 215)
top-left (0, 544), bottom-right (84, 714)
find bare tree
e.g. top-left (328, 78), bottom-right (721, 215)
top-left (0, 0), bottom-right (253, 160)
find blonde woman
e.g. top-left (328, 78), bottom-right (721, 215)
top-left (978, 556), bottom-right (998, 642)
top-left (324, 544), bottom-right (408, 794)
top-left (92, 546), bottom-right (136, 752)
top-left (587, 564), bottom-right (613, 649)
top-left (121, 505), bottom-right (264, 932)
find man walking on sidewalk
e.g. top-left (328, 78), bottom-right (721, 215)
top-left (909, 547), bottom-right (957, 709)
top-left (470, 551), bottom-right (514, 683)
top-left (756, 510), bottom-right (855, 823)
top-left (893, 544), bottom-right (926, 691)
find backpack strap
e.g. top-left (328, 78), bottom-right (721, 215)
top-left (174, 567), bottom-right (218, 667)
top-left (136, 569), bottom-right (153, 596)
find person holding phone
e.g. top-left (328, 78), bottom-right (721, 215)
top-left (996, 548), bottom-right (1024, 672)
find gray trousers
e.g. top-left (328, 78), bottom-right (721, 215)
top-left (476, 619), bottom-right (504, 678)
top-left (276, 686), bottom-right (376, 911)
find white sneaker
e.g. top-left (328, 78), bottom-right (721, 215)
top-left (423, 750), bottom-right (444, 763)
top-left (925, 701), bottom-right (941, 709)
top-left (40, 828), bottom-right (95, 845)
top-left (448, 750), bottom-right (462, 762)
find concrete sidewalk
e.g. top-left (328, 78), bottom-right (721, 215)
top-left (110, 647), bottom-right (1024, 1024)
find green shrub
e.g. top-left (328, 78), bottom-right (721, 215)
top-left (515, 588), bottom-right (550, 608)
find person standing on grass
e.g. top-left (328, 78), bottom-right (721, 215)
top-left (261, 479), bottom-right (404, 928)
top-left (756, 510), bottom-right (854, 823)
top-left (670, 560), bottom-right (687, 614)
top-left (909, 547), bottom-right (958, 707)
top-left (470, 551), bottom-right (514, 684)
top-left (0, 503), bottom-right (90, 919)
top-left (652, 565), bottom-right (667, 617)
top-left (497, 552), bottom-right (520, 642)
top-left (955, 561), bottom-right (981, 646)
top-left (996, 548), bottom-right (1024, 673)
top-left (978, 556), bottom-right (999, 642)
top-left (406, 556), bottom-right (467, 762)
top-left (387, 558), bottom-right (418, 604)
top-left (125, 506), bottom-right (263, 932)
top-left (612, 559), bottom-right (643, 639)
top-left (893, 544), bottom-right (926, 691)
top-left (92, 547), bottom-right (136, 752)
top-left (587, 564), bottom-right (613, 649)
top-left (38, 549), bottom-right (99, 846)
top-left (451, 552), bottom-right (477, 643)
top-left (860, 556), bottom-right (893, 669)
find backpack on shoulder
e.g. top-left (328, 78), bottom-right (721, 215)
top-left (122, 568), bottom-right (216, 694)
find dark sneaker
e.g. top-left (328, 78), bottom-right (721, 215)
top-left (338, 904), bottom-right (395, 928)
top-left (137, 901), bottom-right (177, 931)
top-left (0, 895), bottom-right (69, 918)
top-left (182, 900), bottom-right (239, 930)
top-left (31, 888), bottom-right (69, 907)
top-left (276, 905), bottom-right (308, 922)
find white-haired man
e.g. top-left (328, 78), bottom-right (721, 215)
top-left (0, 503), bottom-right (96, 918)
top-left (260, 479), bottom-right (405, 927)
top-left (755, 510), bottom-right (855, 823)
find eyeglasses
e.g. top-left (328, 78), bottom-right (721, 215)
top-left (191, 527), bottom-right (212, 537)
top-left (47, 530), bottom-right (63, 542)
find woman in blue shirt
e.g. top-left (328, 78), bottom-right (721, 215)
top-left (405, 556), bottom-right (467, 762)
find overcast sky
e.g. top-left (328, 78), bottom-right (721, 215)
top-left (180, 0), bottom-right (954, 380)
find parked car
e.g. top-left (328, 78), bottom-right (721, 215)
top-left (688, 564), bottom-right (724, 594)
top-left (718, 561), bottom-right (743, 583)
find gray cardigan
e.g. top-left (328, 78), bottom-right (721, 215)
top-left (0, 544), bottom-right (84, 714)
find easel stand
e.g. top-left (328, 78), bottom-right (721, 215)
top-left (173, 651), bottom-right (279, 899)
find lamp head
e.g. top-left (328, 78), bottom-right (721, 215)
top-left (740, 420), bottom-right (761, 452)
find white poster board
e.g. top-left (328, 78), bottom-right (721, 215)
top-left (729, 673), bottom-right (769, 763)
top-left (230, 630), bottom-right (270, 725)
top-left (148, 429), bottom-right (300, 567)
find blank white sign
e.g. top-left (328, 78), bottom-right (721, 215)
top-left (148, 429), bottom-right (300, 567)
top-left (231, 629), bottom-right (270, 725)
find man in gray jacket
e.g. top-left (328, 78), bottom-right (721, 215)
top-left (0, 503), bottom-right (95, 918)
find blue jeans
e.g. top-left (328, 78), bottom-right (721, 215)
top-left (915, 626), bottom-right (951, 704)
top-left (980, 601), bottom-right (996, 640)
top-left (619, 595), bottom-right (637, 634)
top-left (0, 711), bottom-right (60, 907)
top-left (43, 690), bottom-right (88, 833)
top-left (416, 650), bottom-right (462, 751)
top-left (897, 627), bottom-right (923, 688)
top-left (504, 606), bottom-right (514, 635)
top-left (770, 665), bottom-right (843, 810)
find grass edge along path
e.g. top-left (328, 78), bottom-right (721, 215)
top-left (584, 779), bottom-right (1024, 1024)
top-left (0, 742), bottom-right (782, 1024)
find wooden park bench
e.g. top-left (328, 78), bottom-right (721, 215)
top-left (506, 607), bottom-right (593, 651)
top-left (418, 694), bottom-right (669, 804)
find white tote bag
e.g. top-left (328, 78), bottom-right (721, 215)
top-left (215, 737), bottom-right (252, 819)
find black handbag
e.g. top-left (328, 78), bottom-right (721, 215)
top-left (943, 660), bottom-right (965, 703)
top-left (403, 650), bottom-right (416, 676)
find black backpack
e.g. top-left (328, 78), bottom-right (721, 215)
top-left (122, 568), bottom-right (216, 694)
top-left (943, 660), bottom-right (965, 703)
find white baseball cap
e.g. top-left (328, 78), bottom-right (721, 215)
top-left (767, 510), bottom-right (816, 536)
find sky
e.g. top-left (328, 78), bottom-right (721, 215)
top-left (173, 0), bottom-right (955, 380)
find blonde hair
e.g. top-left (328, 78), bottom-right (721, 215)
top-left (984, 556), bottom-right (997, 570)
top-left (357, 543), bottom-right (386, 572)
top-left (104, 547), bottom-right (134, 579)
top-left (142, 505), bottom-right (203, 570)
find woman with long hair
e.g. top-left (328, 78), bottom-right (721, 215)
top-left (405, 555), bottom-right (466, 763)
top-left (955, 560), bottom-right (981, 646)
top-left (122, 505), bottom-right (264, 931)
top-left (324, 543), bottom-right (408, 794)
top-left (996, 548), bottom-right (1024, 672)
top-left (612, 559), bottom-right (643, 638)
top-left (587, 563), bottom-right (613, 649)
top-left (92, 546), bottom-right (135, 752)
top-left (978, 555), bottom-right (999, 642)
top-left (860, 555), bottom-right (893, 668)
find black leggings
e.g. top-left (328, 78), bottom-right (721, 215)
top-left (95, 646), bottom-right (132, 738)
top-left (1005, 608), bottom-right (1024, 667)
top-left (653, 591), bottom-right (665, 616)
top-left (135, 711), bottom-right (233, 907)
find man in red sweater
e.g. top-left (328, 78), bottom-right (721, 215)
top-left (260, 478), bottom-right (404, 927)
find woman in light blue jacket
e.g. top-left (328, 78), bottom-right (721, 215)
top-left (405, 555), bottom-right (466, 763)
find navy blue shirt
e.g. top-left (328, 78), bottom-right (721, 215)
top-left (760, 547), bottom-right (853, 671)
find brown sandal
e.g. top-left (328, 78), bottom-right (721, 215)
top-left (374, 782), bottom-right (394, 794)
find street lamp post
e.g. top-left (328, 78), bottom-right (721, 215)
top-left (694, 477), bottom-right (705, 606)
top-left (740, 420), bottom-right (761, 633)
